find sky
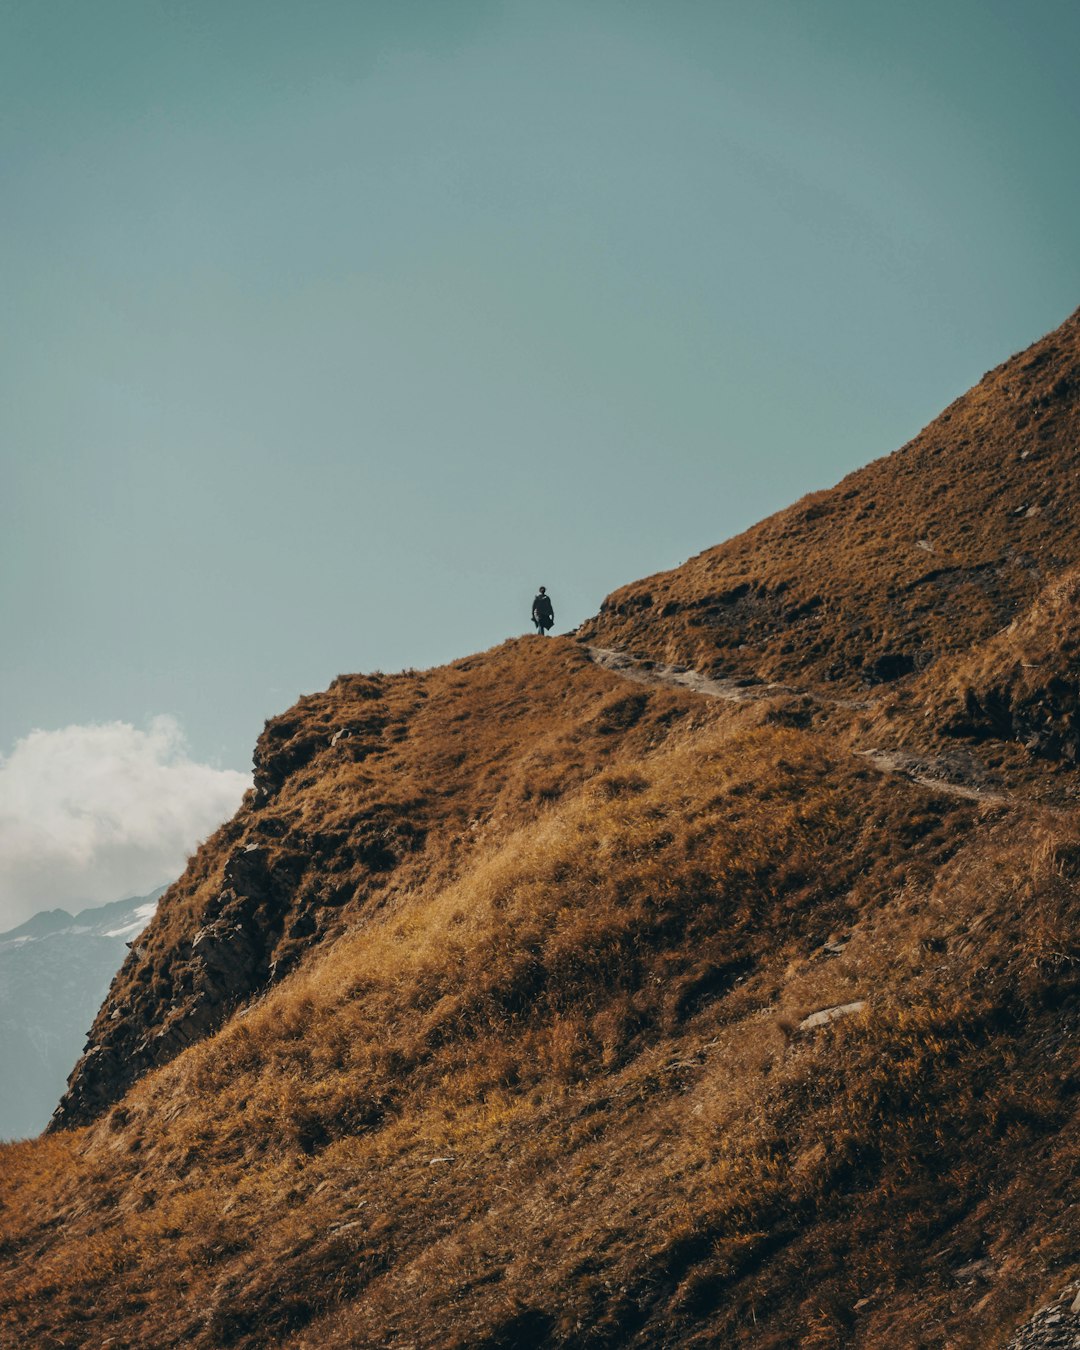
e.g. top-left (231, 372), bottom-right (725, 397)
top-left (2, 0), bottom-right (1079, 926)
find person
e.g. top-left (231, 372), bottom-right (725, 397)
top-left (532, 586), bottom-right (554, 635)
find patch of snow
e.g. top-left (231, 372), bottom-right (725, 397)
top-left (102, 902), bottom-right (158, 940)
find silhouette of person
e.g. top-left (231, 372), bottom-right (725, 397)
top-left (532, 586), bottom-right (554, 635)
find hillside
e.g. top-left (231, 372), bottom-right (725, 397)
top-left (1, 309), bottom-right (1079, 1349)
top-left (582, 305), bottom-right (1080, 692)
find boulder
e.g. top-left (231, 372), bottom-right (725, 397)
top-left (799, 1001), bottom-right (867, 1032)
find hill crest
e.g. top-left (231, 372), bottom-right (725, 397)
top-left (583, 303), bottom-right (1080, 691)
top-left (4, 307), bottom-right (1079, 1350)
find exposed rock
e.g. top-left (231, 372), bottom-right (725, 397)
top-left (953, 1257), bottom-right (994, 1283)
top-left (51, 843), bottom-right (308, 1130)
top-left (864, 651), bottom-right (917, 684)
top-left (798, 1001), bottom-right (866, 1032)
top-left (1007, 1286), bottom-right (1080, 1349)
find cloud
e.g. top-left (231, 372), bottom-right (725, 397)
top-left (0, 717), bottom-right (249, 931)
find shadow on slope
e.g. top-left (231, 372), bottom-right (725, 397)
top-left (923, 565), bottom-right (1080, 764)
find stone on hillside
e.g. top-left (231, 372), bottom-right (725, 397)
top-left (799, 1001), bottom-right (867, 1032)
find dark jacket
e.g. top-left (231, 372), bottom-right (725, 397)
top-left (532, 593), bottom-right (554, 627)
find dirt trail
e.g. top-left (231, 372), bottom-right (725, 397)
top-left (851, 750), bottom-right (1012, 806)
top-left (583, 644), bottom-right (1017, 809)
top-left (586, 645), bottom-right (794, 703)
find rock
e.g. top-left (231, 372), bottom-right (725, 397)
top-left (1006, 1287), bottom-right (1080, 1348)
top-left (798, 1001), bottom-right (867, 1032)
top-left (51, 844), bottom-right (307, 1132)
top-left (954, 1257), bottom-right (993, 1282)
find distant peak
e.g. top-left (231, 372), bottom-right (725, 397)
top-left (0, 908), bottom-right (75, 942)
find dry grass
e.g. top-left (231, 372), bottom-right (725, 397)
top-left (1, 652), bottom-right (1076, 1346)
top-left (51, 639), bottom-right (710, 1128)
top-left (582, 305), bottom-right (1080, 695)
top-left (919, 565), bottom-right (1080, 762)
top-left (4, 308), bottom-right (1080, 1347)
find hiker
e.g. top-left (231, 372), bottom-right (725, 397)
top-left (532, 586), bottom-right (554, 635)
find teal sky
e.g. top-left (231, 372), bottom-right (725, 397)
top-left (3, 0), bottom-right (1080, 777)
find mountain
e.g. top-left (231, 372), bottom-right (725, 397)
top-left (1, 309), bottom-right (1078, 1348)
top-left (0, 890), bottom-right (164, 1140)
top-left (582, 305), bottom-right (1080, 691)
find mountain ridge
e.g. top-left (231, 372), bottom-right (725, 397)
top-left (583, 303), bottom-right (1080, 690)
top-left (3, 309), bottom-right (1079, 1348)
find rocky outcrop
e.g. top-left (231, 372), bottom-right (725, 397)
top-left (51, 678), bottom-right (430, 1131)
top-left (51, 842), bottom-right (308, 1129)
top-left (956, 677), bottom-right (1080, 763)
top-left (252, 678), bottom-right (387, 804)
top-left (52, 644), bottom-right (670, 1133)
top-left (798, 1000), bottom-right (867, 1032)
top-left (1007, 1284), bottom-right (1080, 1349)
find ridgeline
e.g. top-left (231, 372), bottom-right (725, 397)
top-left (3, 309), bottom-right (1079, 1349)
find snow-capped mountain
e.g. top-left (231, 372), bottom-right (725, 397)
top-left (0, 889), bottom-right (165, 1139)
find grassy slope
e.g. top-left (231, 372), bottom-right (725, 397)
top-left (52, 642), bottom-right (701, 1128)
top-left (582, 306), bottom-right (1080, 690)
top-left (2, 646), bottom-right (1076, 1349)
top-left (921, 564), bottom-right (1080, 760)
top-left (2, 313), bottom-right (1080, 1349)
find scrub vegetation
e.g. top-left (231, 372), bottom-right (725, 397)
top-left (2, 309), bottom-right (1079, 1348)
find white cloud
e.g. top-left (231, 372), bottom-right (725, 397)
top-left (0, 717), bottom-right (250, 931)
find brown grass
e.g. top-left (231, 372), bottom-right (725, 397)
top-left (920, 565), bottom-right (1080, 762)
top-left (582, 305), bottom-right (1080, 695)
top-left (51, 639), bottom-right (710, 1128)
top-left (1, 646), bottom-right (1076, 1346)
top-left (4, 308), bottom-right (1080, 1348)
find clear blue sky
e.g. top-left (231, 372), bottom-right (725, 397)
top-left (3, 0), bottom-right (1079, 775)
